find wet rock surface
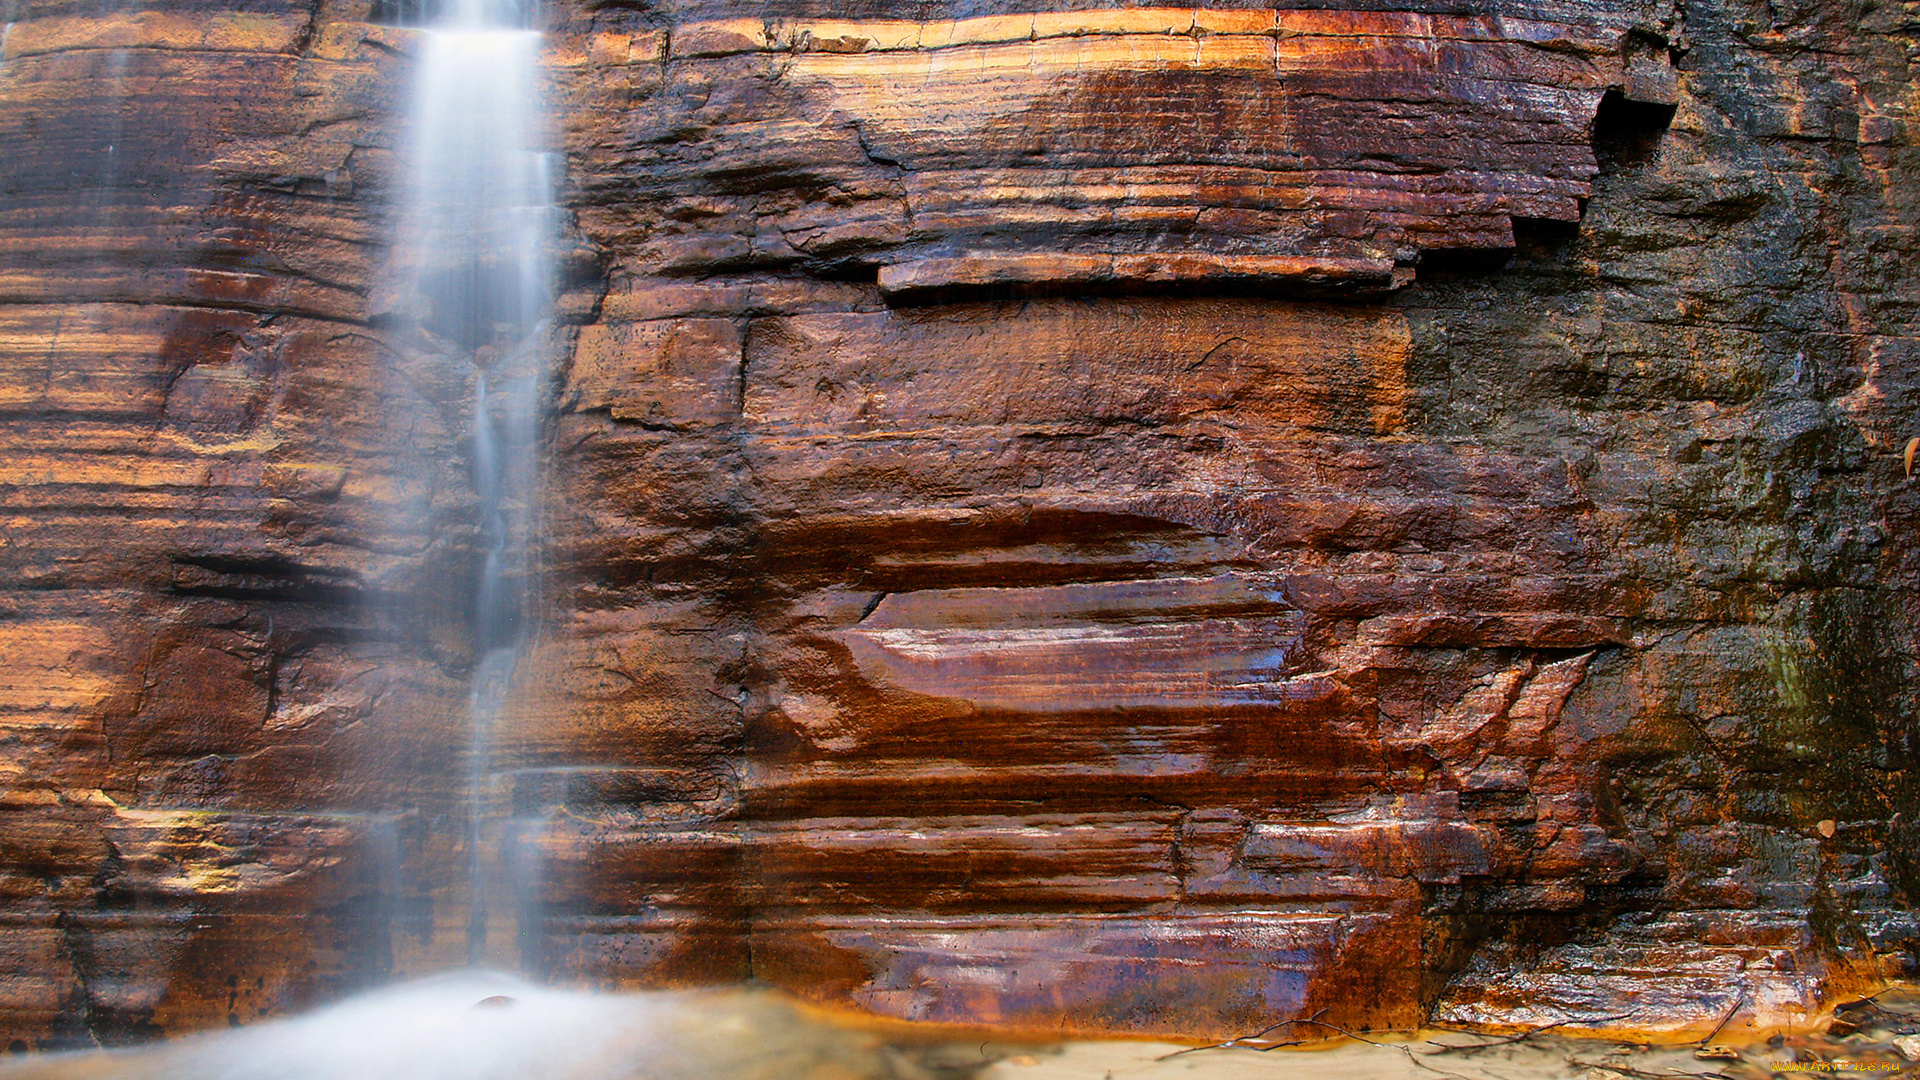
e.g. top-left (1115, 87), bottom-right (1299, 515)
top-left (7, 980), bottom-right (1920, 1080)
top-left (0, 0), bottom-right (1917, 1051)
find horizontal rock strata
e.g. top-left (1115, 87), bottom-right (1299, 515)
top-left (1, 0), bottom-right (1917, 1052)
top-left (567, 5), bottom-right (1671, 299)
top-left (0, 0), bottom-right (501, 1045)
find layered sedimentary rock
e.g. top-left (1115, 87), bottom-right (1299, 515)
top-left (2, 0), bottom-right (1918, 1051)
top-left (0, 3), bottom-right (496, 1044)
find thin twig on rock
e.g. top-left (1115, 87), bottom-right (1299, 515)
top-left (1563, 1057), bottom-right (1730, 1080)
top-left (1268, 1018), bottom-right (1480, 1080)
top-left (1423, 1013), bottom-right (1633, 1054)
top-left (1152, 1008), bottom-right (1330, 1060)
top-left (1696, 994), bottom-right (1743, 1046)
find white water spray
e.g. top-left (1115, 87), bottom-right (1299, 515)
top-left (0, 975), bottom-right (967, 1080)
top-left (401, 0), bottom-right (556, 963)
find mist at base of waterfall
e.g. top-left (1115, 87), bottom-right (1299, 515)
top-left (9, 976), bottom-right (1914, 1080)
top-left (0, 975), bottom-right (999, 1080)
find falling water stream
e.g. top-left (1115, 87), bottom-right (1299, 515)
top-left (402, 0), bottom-right (556, 962)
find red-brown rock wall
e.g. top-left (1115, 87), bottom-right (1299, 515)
top-left (0, 0), bottom-right (503, 1044)
top-left (0, 0), bottom-right (1916, 1049)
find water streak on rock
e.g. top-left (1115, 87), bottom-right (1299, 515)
top-left (400, 0), bottom-right (556, 963)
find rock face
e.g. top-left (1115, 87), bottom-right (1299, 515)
top-left (2, 0), bottom-right (1918, 1051)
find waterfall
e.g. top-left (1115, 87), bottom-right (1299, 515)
top-left (400, 0), bottom-right (555, 965)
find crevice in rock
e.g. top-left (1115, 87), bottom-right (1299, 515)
top-left (1593, 87), bottom-right (1679, 171)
